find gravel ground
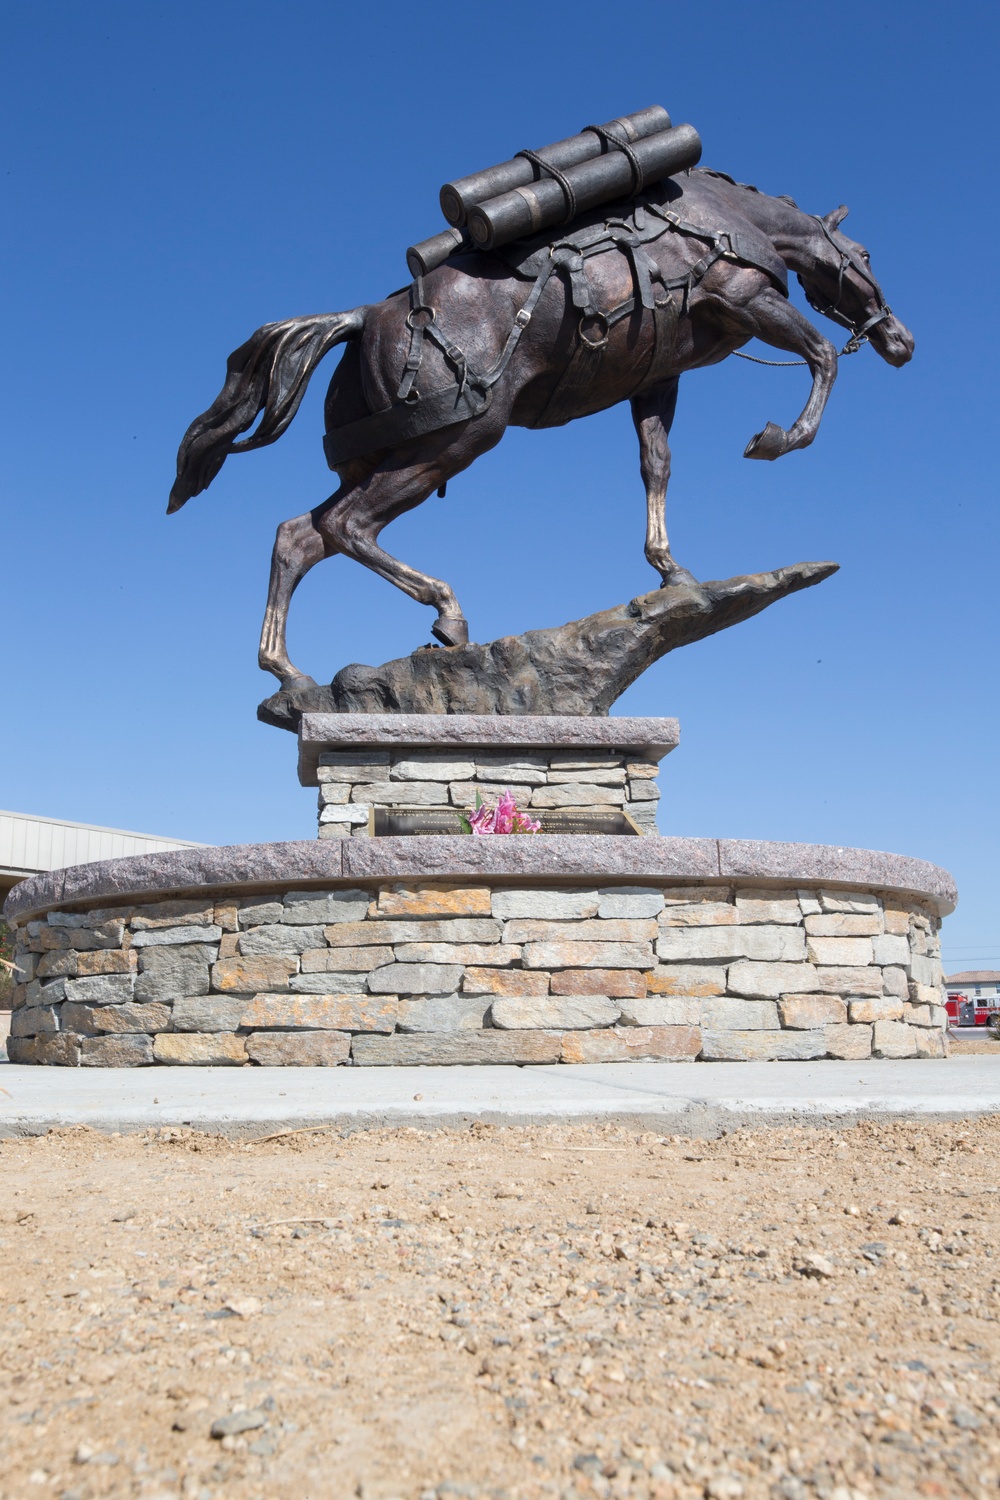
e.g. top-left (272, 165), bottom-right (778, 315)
top-left (1, 1117), bottom-right (998, 1500)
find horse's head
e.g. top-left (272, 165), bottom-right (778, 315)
top-left (799, 206), bottom-right (914, 367)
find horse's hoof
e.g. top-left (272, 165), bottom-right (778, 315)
top-left (431, 614), bottom-right (469, 647)
top-left (277, 672), bottom-right (318, 693)
top-left (744, 421), bottom-right (789, 461)
top-left (659, 565), bottom-right (699, 589)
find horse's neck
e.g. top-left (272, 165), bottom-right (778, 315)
top-left (694, 173), bottom-right (820, 276)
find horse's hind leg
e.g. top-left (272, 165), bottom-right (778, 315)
top-left (259, 498), bottom-right (338, 685)
top-left (631, 381), bottom-right (697, 587)
top-left (319, 418), bottom-right (507, 646)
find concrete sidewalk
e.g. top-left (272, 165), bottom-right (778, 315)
top-left (0, 1057), bottom-right (998, 1138)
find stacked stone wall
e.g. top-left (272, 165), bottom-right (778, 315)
top-left (7, 879), bottom-right (946, 1067)
top-left (316, 749), bottom-right (660, 837)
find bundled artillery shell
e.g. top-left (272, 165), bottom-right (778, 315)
top-left (466, 123), bottom-right (702, 252)
top-left (439, 105), bottom-right (671, 227)
top-left (406, 227), bottom-right (470, 278)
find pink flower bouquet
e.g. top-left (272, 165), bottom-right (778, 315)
top-left (459, 789), bottom-right (541, 835)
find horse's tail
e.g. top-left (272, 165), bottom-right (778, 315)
top-left (168, 307), bottom-right (367, 512)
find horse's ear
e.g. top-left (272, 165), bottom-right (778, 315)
top-left (823, 205), bottom-right (849, 231)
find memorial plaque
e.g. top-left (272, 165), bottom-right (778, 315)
top-left (368, 808), bottom-right (643, 837)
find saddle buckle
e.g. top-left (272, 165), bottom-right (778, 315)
top-left (515, 307), bottom-right (532, 329)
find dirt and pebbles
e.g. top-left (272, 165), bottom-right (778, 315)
top-left (1, 1117), bottom-right (998, 1500)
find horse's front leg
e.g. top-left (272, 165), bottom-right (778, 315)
top-left (738, 288), bottom-right (839, 460)
top-left (630, 381), bottom-right (697, 587)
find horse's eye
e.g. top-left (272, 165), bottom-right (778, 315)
top-left (861, 250), bottom-right (871, 262)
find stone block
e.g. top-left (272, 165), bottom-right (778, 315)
top-left (848, 995), bottom-right (905, 1023)
top-left (701, 1029), bottom-right (827, 1061)
top-left (25, 977), bottom-right (68, 1006)
top-left (560, 1025), bottom-right (701, 1063)
top-left (211, 955), bottom-right (299, 993)
top-left (814, 966), bottom-right (884, 996)
top-left (36, 950), bottom-right (78, 978)
top-left (57, 920), bottom-right (127, 952)
top-left (46, 908), bottom-right (123, 928)
top-left (237, 901), bottom-right (284, 926)
top-left (11, 1005), bottom-right (60, 1037)
top-left (131, 925), bottom-right (223, 948)
top-left (554, 767), bottom-right (627, 786)
top-left (214, 903), bottom-right (239, 932)
top-left (318, 783), bottom-right (352, 805)
top-left (62, 1002), bottom-right (172, 1034)
top-left (461, 968), bottom-right (550, 997)
top-left (351, 1032), bottom-right (562, 1066)
top-left (492, 995), bottom-right (620, 1030)
top-left (153, 1033), bottom-right (248, 1066)
top-left (550, 968), bottom-right (645, 998)
top-left (81, 1034), bottom-right (154, 1067)
top-left (881, 966), bottom-right (910, 998)
top-left (700, 998), bottom-right (780, 1030)
top-left (549, 753), bottom-right (624, 770)
top-left (65, 973), bottom-right (136, 1005)
top-left (397, 996), bottom-right (492, 1032)
top-left (529, 783), bottom-right (626, 807)
top-left (473, 760), bottom-right (548, 785)
top-left (617, 997), bottom-right (700, 1026)
top-left (8, 1034), bottom-right (80, 1066)
top-left (238, 994), bottom-right (398, 1032)
top-left (882, 908), bottom-right (911, 936)
top-left (477, 751), bottom-right (551, 769)
top-left (914, 1028), bottom-right (947, 1058)
top-left (656, 900), bottom-right (734, 924)
top-left (218, 933), bottom-right (239, 958)
top-left (135, 945), bottom-right (217, 1001)
top-left (290, 972), bottom-right (367, 994)
top-left (491, 889), bottom-right (599, 920)
top-left (625, 779), bottom-right (660, 801)
top-left (909, 981), bottom-right (944, 1006)
top-left (522, 941), bottom-right (654, 971)
top-left (657, 926), bottom-right (806, 963)
top-left (238, 925), bottom-right (326, 956)
top-left (646, 964), bottom-right (726, 997)
top-left (391, 756), bottom-right (476, 781)
top-left (726, 961), bottom-right (819, 999)
top-left (624, 759), bottom-right (658, 778)
top-left (325, 918), bottom-right (501, 946)
top-left (300, 946), bottom-right (392, 972)
top-left (355, 781), bottom-right (449, 805)
top-left (449, 782), bottom-right (533, 810)
top-left (660, 886), bottom-right (733, 905)
top-left (824, 1023), bottom-right (873, 1060)
top-left (367, 963), bottom-right (463, 995)
top-left (872, 1020), bottom-right (918, 1058)
top-left (393, 942), bottom-right (519, 966)
top-left (172, 996), bottom-right (246, 1032)
top-left (283, 890), bottom-right (369, 924)
top-left (806, 936), bottom-right (875, 967)
top-left (245, 1031), bottom-right (351, 1066)
top-left (319, 805), bottom-right (370, 826)
top-left (910, 953), bottom-right (943, 987)
top-left (778, 994), bottom-right (847, 1028)
top-left (733, 893), bottom-right (803, 925)
top-left (805, 912), bottom-right (882, 937)
top-left (75, 949), bottom-right (133, 976)
top-left (318, 824), bottom-right (352, 839)
top-left (903, 1003), bottom-right (944, 1028)
top-left (131, 901), bottom-right (214, 930)
top-left (504, 918), bottom-right (657, 945)
top-left (370, 884), bottom-right (492, 918)
top-left (596, 889), bottom-right (665, 919)
top-left (818, 890), bottom-right (881, 914)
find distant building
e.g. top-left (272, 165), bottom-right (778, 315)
top-left (0, 810), bottom-right (205, 906)
top-left (945, 971), bottom-right (1000, 1027)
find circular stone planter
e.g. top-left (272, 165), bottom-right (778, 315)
top-left (3, 836), bottom-right (954, 1067)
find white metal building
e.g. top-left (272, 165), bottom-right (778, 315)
top-left (0, 810), bottom-right (205, 904)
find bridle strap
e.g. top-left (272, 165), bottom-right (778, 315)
top-left (806, 214), bottom-right (892, 350)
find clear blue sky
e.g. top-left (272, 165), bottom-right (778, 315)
top-left (2, 1), bottom-right (996, 971)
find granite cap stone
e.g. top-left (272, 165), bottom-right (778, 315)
top-left (297, 714), bottom-right (681, 786)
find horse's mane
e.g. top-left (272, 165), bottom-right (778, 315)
top-left (695, 167), bottom-right (798, 209)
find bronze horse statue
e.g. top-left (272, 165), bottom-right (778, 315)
top-left (169, 167), bottom-right (913, 690)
